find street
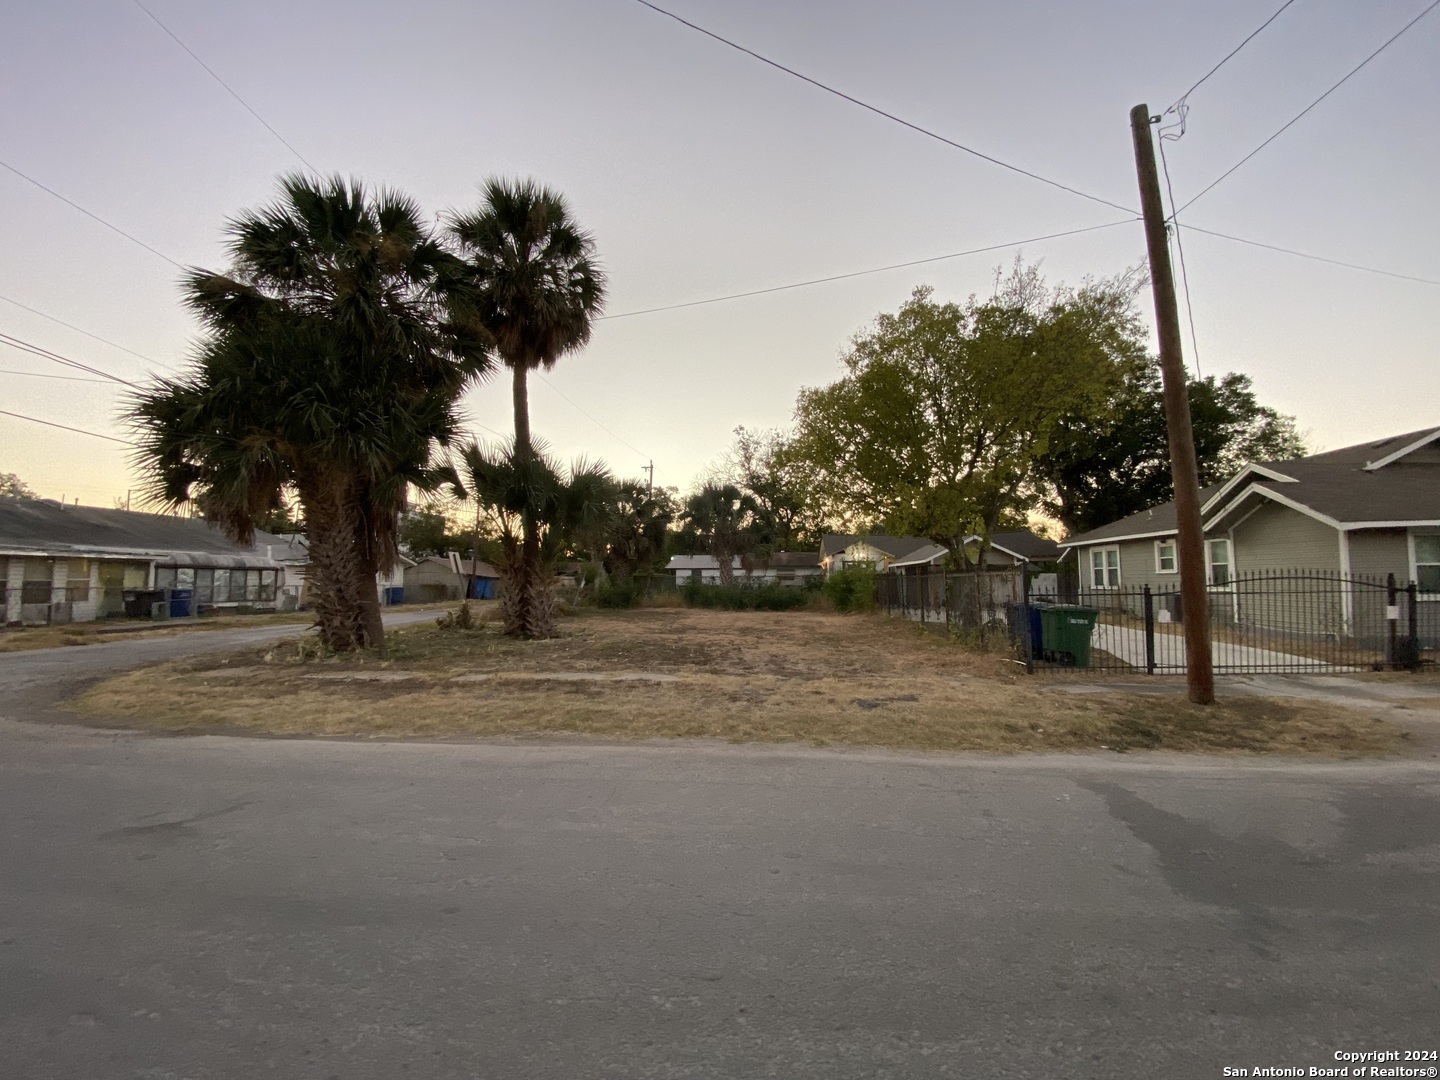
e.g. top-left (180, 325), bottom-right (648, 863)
top-left (1, 627), bottom-right (1437, 1079)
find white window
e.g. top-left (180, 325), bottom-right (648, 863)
top-left (1154, 539), bottom-right (1177, 574)
top-left (1089, 546), bottom-right (1120, 589)
top-left (1415, 533), bottom-right (1440, 594)
top-left (1206, 538), bottom-right (1232, 586)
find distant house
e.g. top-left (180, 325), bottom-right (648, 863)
top-left (820, 531), bottom-right (1060, 574)
top-left (665, 552), bottom-right (822, 586)
top-left (1, 498), bottom-right (284, 626)
top-left (403, 555), bottom-right (500, 602)
top-left (261, 532), bottom-right (414, 608)
top-left (1058, 427), bottom-right (1440, 598)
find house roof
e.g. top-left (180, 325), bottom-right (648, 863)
top-left (985, 530), bottom-right (1062, 562)
top-left (0, 499), bottom-right (283, 569)
top-left (766, 551), bottom-right (821, 568)
top-left (819, 534), bottom-right (938, 561)
top-left (1060, 425), bottom-right (1440, 547)
top-left (888, 543), bottom-right (949, 569)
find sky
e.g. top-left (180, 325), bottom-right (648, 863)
top-left (1, 0), bottom-right (1436, 510)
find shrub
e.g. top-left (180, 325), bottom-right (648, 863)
top-left (823, 565), bottom-right (877, 613)
top-left (595, 579), bottom-right (645, 609)
top-left (681, 580), bottom-right (811, 611)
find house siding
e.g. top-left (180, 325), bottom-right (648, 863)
top-left (1347, 529), bottom-right (1410, 581)
top-left (1230, 501), bottom-right (1340, 573)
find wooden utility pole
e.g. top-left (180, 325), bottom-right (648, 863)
top-left (1130, 103), bottom-right (1215, 705)
top-left (643, 460), bottom-right (654, 498)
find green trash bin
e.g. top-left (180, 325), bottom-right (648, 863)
top-left (1039, 605), bottom-right (1099, 667)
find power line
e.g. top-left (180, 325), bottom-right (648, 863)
top-left (0, 159), bottom-right (185, 269)
top-left (1181, 223), bottom-right (1440, 287)
top-left (534, 372), bottom-right (650, 460)
top-left (0, 332), bottom-right (142, 387)
top-left (598, 220), bottom-right (1139, 320)
top-left (0, 408), bottom-right (131, 445)
top-left (0, 291), bottom-right (163, 366)
top-left (632, 0), bottom-right (1138, 216)
top-left (1158, 137), bottom-right (1203, 377)
top-left (0, 368), bottom-right (114, 385)
top-left (1166, 0), bottom-right (1300, 111)
top-left (131, 0), bottom-right (319, 174)
top-left (1178, 0), bottom-right (1440, 214)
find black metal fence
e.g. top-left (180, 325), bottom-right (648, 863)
top-left (876, 570), bottom-right (1026, 644)
top-left (878, 569), bottom-right (1438, 675)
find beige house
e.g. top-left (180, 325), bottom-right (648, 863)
top-left (820, 531), bottom-right (1060, 574)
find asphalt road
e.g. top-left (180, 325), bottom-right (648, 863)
top-left (2, 624), bottom-right (1438, 1079)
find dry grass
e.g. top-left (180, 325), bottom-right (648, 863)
top-left (0, 602), bottom-right (458, 654)
top-left (0, 610), bottom-right (318, 653)
top-left (68, 607), bottom-right (1405, 756)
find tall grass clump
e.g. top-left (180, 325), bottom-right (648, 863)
top-left (823, 565), bottom-right (877, 613)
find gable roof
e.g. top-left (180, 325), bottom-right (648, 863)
top-left (985, 530), bottom-right (1062, 562)
top-left (1060, 425), bottom-right (1440, 547)
top-left (819, 534), bottom-right (943, 561)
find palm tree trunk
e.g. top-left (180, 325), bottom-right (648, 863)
top-left (353, 506), bottom-right (387, 654)
top-left (507, 362), bottom-right (554, 638)
top-left (297, 468), bottom-right (366, 651)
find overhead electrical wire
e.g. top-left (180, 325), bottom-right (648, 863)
top-left (131, 0), bottom-right (319, 173)
top-left (1177, 0), bottom-right (1440, 214)
top-left (632, 0), bottom-right (1138, 216)
top-left (0, 368), bottom-right (114, 385)
top-left (534, 372), bottom-right (651, 461)
top-left (598, 220), bottom-right (1140, 320)
top-left (0, 408), bottom-right (131, 445)
top-left (0, 291), bottom-right (162, 365)
top-left (1180, 225), bottom-right (1440, 286)
top-left (1158, 135), bottom-right (1203, 377)
top-left (0, 332), bottom-right (142, 387)
top-left (1165, 0), bottom-right (1301, 113)
top-left (0, 159), bottom-right (185, 269)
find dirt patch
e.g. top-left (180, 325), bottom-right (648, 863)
top-left (67, 608), bottom-right (1405, 756)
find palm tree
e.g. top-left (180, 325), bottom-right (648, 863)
top-left (447, 179), bottom-right (605, 637)
top-left (129, 175), bottom-right (491, 651)
top-left (680, 483), bottom-right (758, 587)
top-left (450, 439), bottom-right (614, 637)
top-left (602, 481), bottom-right (676, 584)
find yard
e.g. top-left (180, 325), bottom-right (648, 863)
top-left (67, 605), bottom-right (1408, 755)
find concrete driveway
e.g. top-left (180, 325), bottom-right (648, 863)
top-left (2, 623), bottom-right (1437, 1079)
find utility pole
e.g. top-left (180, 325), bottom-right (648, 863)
top-left (643, 460), bottom-right (654, 498)
top-left (1130, 103), bottom-right (1215, 705)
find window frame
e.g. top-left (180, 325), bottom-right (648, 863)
top-left (1206, 538), bottom-right (1233, 588)
top-left (1412, 531), bottom-right (1440, 597)
top-left (1154, 538), bottom-right (1178, 574)
top-left (1088, 545), bottom-right (1121, 590)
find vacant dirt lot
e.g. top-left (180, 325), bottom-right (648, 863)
top-left (70, 606), bottom-right (1405, 755)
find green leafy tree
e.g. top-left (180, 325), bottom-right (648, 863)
top-left (450, 439), bottom-right (614, 637)
top-left (680, 482), bottom-right (759, 587)
top-left (399, 507), bottom-right (456, 556)
top-left (711, 426), bottom-right (828, 549)
top-left (0, 473), bottom-right (37, 499)
top-left (130, 175), bottom-right (490, 651)
top-left (788, 264), bottom-right (1141, 565)
top-left (1037, 364), bottom-right (1308, 535)
top-left (448, 179), bottom-right (605, 638)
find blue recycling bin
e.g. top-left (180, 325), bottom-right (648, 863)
top-left (169, 589), bottom-right (193, 618)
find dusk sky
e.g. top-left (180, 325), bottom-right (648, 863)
top-left (2, 0), bottom-right (1436, 510)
